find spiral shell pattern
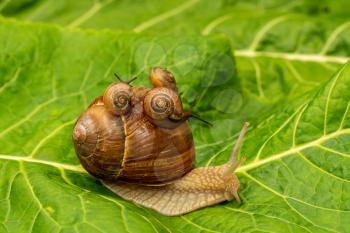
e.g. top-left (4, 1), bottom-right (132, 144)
top-left (114, 91), bottom-right (130, 110)
top-left (72, 119), bottom-right (97, 158)
top-left (103, 82), bottom-right (132, 115)
top-left (150, 93), bottom-right (174, 118)
top-left (144, 87), bottom-right (182, 121)
top-left (72, 100), bottom-right (125, 180)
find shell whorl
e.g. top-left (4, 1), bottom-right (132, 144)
top-left (144, 87), bottom-right (183, 124)
top-left (103, 82), bottom-right (132, 115)
top-left (73, 114), bottom-right (98, 158)
top-left (73, 124), bottom-right (87, 144)
top-left (72, 102), bottom-right (125, 180)
top-left (149, 92), bottom-right (175, 119)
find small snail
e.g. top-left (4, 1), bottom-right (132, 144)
top-left (72, 67), bottom-right (247, 216)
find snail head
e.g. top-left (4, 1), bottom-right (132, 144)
top-left (147, 67), bottom-right (212, 127)
top-left (143, 87), bottom-right (212, 128)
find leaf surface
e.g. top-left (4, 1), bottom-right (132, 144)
top-left (3, 0), bottom-right (349, 131)
top-left (0, 0), bottom-right (350, 232)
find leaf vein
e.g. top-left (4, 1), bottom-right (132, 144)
top-left (238, 128), bottom-right (350, 172)
top-left (254, 103), bottom-right (306, 162)
top-left (248, 15), bottom-right (290, 51)
top-left (224, 207), bottom-right (312, 233)
top-left (29, 119), bottom-right (76, 158)
top-left (68, 0), bottom-right (114, 28)
top-left (244, 172), bottom-right (342, 233)
top-left (180, 216), bottom-right (220, 233)
top-left (298, 151), bottom-right (350, 183)
top-left (235, 50), bottom-right (348, 64)
top-left (19, 162), bottom-right (61, 228)
top-left (0, 67), bottom-right (21, 95)
top-left (320, 21), bottom-right (350, 55)
top-left (133, 0), bottom-right (200, 33)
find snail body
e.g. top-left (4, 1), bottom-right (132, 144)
top-left (73, 67), bottom-right (247, 216)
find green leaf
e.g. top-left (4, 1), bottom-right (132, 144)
top-left (1, 0), bottom-right (350, 232)
top-left (0, 18), bottom-right (241, 233)
top-left (235, 63), bottom-right (350, 233)
top-left (2, 0), bottom-right (349, 130)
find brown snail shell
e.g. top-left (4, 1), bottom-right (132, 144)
top-left (73, 81), bottom-right (195, 185)
top-left (143, 87), bottom-right (186, 129)
top-left (150, 67), bottom-right (177, 91)
top-left (73, 98), bottom-right (125, 180)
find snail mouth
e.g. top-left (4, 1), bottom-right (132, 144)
top-left (167, 109), bottom-right (191, 123)
top-left (168, 113), bottom-right (183, 122)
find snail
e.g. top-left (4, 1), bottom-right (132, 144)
top-left (72, 67), bottom-right (248, 216)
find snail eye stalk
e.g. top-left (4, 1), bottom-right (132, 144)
top-left (114, 73), bottom-right (138, 85)
top-left (114, 73), bottom-right (123, 82)
top-left (184, 95), bottom-right (212, 127)
top-left (190, 113), bottom-right (213, 127)
top-left (126, 77), bottom-right (138, 84)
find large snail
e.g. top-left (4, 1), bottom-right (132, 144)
top-left (72, 67), bottom-right (247, 216)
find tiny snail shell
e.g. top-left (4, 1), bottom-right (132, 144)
top-left (103, 82), bottom-right (132, 115)
top-left (143, 87), bottom-right (185, 128)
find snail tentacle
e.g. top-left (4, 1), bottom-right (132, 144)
top-left (114, 73), bottom-right (138, 85)
top-left (223, 122), bottom-right (249, 177)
